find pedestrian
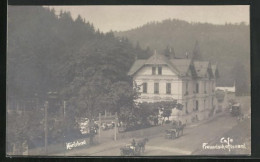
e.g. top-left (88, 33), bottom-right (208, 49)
top-left (130, 139), bottom-right (136, 151)
top-left (131, 139), bottom-right (136, 147)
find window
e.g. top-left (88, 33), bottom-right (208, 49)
top-left (143, 83), bottom-right (147, 93)
top-left (166, 83), bottom-right (171, 94)
top-left (152, 67), bottom-right (156, 75)
top-left (154, 83), bottom-right (159, 94)
top-left (185, 82), bottom-right (189, 95)
top-left (158, 66), bottom-right (162, 75)
top-left (196, 83), bottom-right (199, 93)
top-left (204, 81), bottom-right (207, 94)
top-left (195, 100), bottom-right (199, 111)
top-left (185, 102), bottom-right (188, 114)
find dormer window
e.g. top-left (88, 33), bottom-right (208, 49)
top-left (152, 67), bottom-right (156, 75)
top-left (158, 67), bottom-right (162, 75)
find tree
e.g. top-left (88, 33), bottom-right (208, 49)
top-left (108, 81), bottom-right (138, 114)
top-left (192, 40), bottom-right (202, 60)
top-left (230, 62), bottom-right (249, 95)
top-left (7, 6), bottom-right (151, 147)
top-left (71, 74), bottom-right (113, 144)
top-left (135, 41), bottom-right (141, 50)
top-left (75, 15), bottom-right (84, 24)
top-left (7, 110), bottom-right (44, 154)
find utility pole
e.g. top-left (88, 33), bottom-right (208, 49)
top-left (114, 112), bottom-right (118, 141)
top-left (98, 113), bottom-right (101, 143)
top-left (63, 100), bottom-right (66, 156)
top-left (44, 101), bottom-right (48, 155)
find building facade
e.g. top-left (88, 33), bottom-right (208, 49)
top-left (128, 51), bottom-right (219, 124)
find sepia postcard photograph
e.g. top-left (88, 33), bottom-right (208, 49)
top-left (6, 5), bottom-right (251, 156)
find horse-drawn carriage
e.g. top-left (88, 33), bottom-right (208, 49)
top-left (229, 103), bottom-right (241, 117)
top-left (165, 120), bottom-right (185, 139)
top-left (120, 144), bottom-right (142, 156)
top-left (120, 138), bottom-right (149, 156)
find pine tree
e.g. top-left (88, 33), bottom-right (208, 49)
top-left (192, 40), bottom-right (202, 60)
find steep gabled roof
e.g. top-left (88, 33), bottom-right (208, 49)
top-left (145, 52), bottom-right (167, 65)
top-left (128, 52), bottom-right (181, 76)
top-left (127, 60), bottom-right (146, 75)
top-left (194, 61), bottom-right (211, 78)
top-left (128, 52), bottom-right (216, 78)
top-left (145, 52), bottom-right (180, 74)
top-left (170, 59), bottom-right (192, 76)
top-left (211, 63), bottom-right (220, 78)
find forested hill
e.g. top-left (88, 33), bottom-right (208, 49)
top-left (7, 6), bottom-right (148, 99)
top-left (115, 19), bottom-right (250, 92)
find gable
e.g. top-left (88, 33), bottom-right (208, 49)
top-left (128, 60), bottom-right (146, 75)
top-left (194, 61), bottom-right (212, 78)
top-left (128, 52), bottom-right (180, 76)
top-left (134, 64), bottom-right (178, 76)
top-left (170, 59), bottom-right (192, 76)
top-left (211, 64), bottom-right (220, 79)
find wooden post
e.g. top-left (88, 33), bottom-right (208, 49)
top-left (44, 101), bottom-right (48, 155)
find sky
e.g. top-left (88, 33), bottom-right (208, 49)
top-left (46, 5), bottom-right (249, 33)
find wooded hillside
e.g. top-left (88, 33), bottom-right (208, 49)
top-left (115, 19), bottom-right (250, 94)
top-left (7, 6), bottom-right (149, 99)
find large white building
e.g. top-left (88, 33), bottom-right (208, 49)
top-left (128, 51), bottom-right (219, 124)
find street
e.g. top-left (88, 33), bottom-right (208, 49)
top-left (90, 113), bottom-right (249, 156)
top-left (52, 96), bottom-right (250, 156)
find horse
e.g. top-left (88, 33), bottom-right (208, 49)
top-left (176, 123), bottom-right (186, 137)
top-left (137, 138), bottom-right (149, 153)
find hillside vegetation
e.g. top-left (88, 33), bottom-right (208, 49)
top-left (115, 19), bottom-right (250, 93)
top-left (7, 6), bottom-right (150, 151)
top-left (7, 6), bottom-right (149, 99)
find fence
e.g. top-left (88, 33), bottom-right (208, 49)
top-left (115, 123), bottom-right (172, 140)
